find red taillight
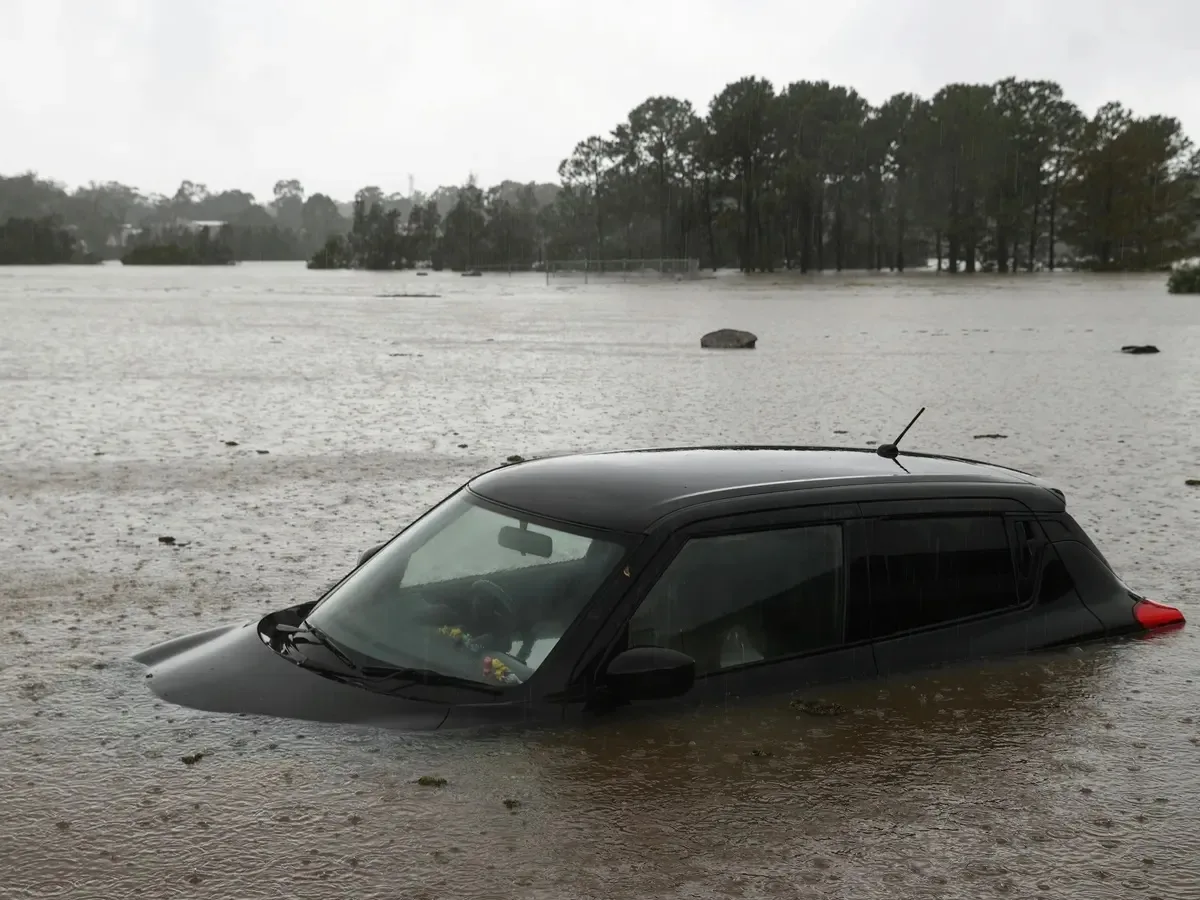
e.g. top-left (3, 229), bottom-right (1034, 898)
top-left (1133, 598), bottom-right (1186, 630)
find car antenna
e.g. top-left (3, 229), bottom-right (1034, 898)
top-left (876, 407), bottom-right (925, 460)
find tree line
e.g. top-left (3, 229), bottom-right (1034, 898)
top-left (306, 178), bottom-right (546, 271)
top-left (121, 224), bottom-right (236, 265)
top-left (558, 78), bottom-right (1199, 273)
top-left (0, 216), bottom-right (101, 265)
top-left (2, 74), bottom-right (1197, 271)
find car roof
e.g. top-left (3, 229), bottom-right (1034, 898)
top-left (466, 445), bottom-right (1056, 533)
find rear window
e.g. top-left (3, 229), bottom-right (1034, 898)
top-left (866, 515), bottom-right (1021, 638)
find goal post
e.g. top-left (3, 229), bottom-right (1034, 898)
top-left (544, 257), bottom-right (701, 282)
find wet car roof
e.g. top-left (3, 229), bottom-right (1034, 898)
top-left (467, 446), bottom-right (1049, 533)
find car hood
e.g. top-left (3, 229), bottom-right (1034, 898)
top-left (132, 619), bottom-right (451, 729)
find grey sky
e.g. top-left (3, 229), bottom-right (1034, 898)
top-left (2, 0), bottom-right (1196, 202)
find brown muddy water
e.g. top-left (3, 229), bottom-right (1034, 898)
top-left (1, 263), bottom-right (1199, 899)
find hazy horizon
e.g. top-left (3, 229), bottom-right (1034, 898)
top-left (3, 0), bottom-right (1198, 201)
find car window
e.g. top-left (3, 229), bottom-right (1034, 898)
top-left (628, 523), bottom-right (845, 676)
top-left (1012, 518), bottom-right (1046, 600)
top-left (306, 493), bottom-right (628, 687)
top-left (865, 515), bottom-right (1020, 638)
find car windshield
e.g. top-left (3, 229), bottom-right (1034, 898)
top-left (304, 489), bottom-right (630, 688)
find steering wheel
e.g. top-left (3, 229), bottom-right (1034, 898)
top-left (468, 579), bottom-right (518, 631)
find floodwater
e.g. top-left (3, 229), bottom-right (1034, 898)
top-left (2, 262), bottom-right (1199, 899)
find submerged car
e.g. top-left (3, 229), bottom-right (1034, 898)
top-left (134, 434), bottom-right (1186, 730)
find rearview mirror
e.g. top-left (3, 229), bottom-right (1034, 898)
top-left (357, 543), bottom-right (386, 566)
top-left (603, 647), bottom-right (695, 702)
top-left (497, 525), bottom-right (553, 558)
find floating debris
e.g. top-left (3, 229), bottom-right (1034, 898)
top-left (505, 454), bottom-right (525, 464)
top-left (376, 292), bottom-right (441, 299)
top-left (973, 433), bottom-right (1008, 440)
top-left (502, 798), bottom-right (521, 811)
top-left (1120, 344), bottom-right (1160, 354)
top-left (415, 775), bottom-right (447, 787)
top-left (223, 440), bottom-right (239, 446)
top-left (790, 698), bottom-right (847, 716)
top-left (157, 536), bottom-right (176, 545)
top-left (181, 752), bottom-right (205, 766)
top-left (749, 748), bottom-right (774, 758)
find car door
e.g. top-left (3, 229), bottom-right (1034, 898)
top-left (568, 502), bottom-right (876, 721)
top-left (860, 497), bottom-right (1105, 675)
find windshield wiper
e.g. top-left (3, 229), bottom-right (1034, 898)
top-left (277, 622), bottom-right (359, 673)
top-left (355, 665), bottom-right (504, 695)
top-left (276, 624), bottom-right (503, 695)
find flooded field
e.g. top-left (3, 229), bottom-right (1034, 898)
top-left (2, 262), bottom-right (1199, 899)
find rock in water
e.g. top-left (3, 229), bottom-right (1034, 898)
top-left (701, 329), bottom-right (757, 349)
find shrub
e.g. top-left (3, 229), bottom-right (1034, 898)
top-left (1167, 263), bottom-right (1200, 294)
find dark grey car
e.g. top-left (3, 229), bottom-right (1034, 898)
top-left (134, 443), bottom-right (1186, 730)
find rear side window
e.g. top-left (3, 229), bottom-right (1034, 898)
top-left (629, 523), bottom-right (845, 676)
top-left (866, 515), bottom-right (1021, 638)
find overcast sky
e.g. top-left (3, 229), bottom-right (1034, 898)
top-left (2, 0), bottom-right (1196, 202)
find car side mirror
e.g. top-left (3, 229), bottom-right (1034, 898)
top-left (603, 647), bottom-right (695, 702)
top-left (357, 543), bottom-right (385, 567)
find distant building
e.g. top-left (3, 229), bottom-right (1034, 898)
top-left (111, 224), bottom-right (142, 247)
top-left (106, 219), bottom-right (229, 248)
top-left (179, 220), bottom-right (227, 233)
